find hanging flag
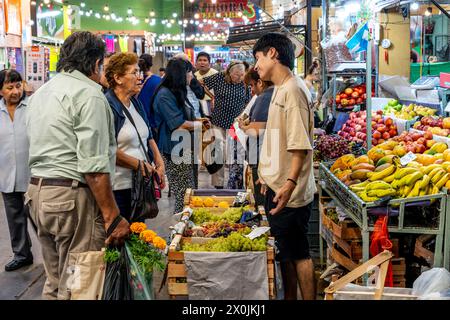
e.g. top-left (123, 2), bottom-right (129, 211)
top-left (345, 22), bottom-right (369, 54)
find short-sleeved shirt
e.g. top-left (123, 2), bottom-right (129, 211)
top-left (152, 87), bottom-right (186, 155)
top-left (203, 72), bottom-right (251, 129)
top-left (258, 77), bottom-right (317, 208)
top-left (137, 74), bottom-right (161, 127)
top-left (246, 87), bottom-right (274, 165)
top-left (26, 70), bottom-right (117, 184)
top-left (0, 97), bottom-right (30, 192)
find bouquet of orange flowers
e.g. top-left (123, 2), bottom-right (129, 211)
top-left (104, 223), bottom-right (167, 300)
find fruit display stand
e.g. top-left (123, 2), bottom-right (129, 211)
top-left (319, 162), bottom-right (448, 278)
top-left (166, 235), bottom-right (275, 299)
top-left (183, 188), bottom-right (267, 224)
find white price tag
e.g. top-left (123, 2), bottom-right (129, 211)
top-left (244, 227), bottom-right (271, 240)
top-left (400, 151), bottom-right (417, 166)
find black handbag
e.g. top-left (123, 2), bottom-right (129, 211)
top-left (121, 104), bottom-right (159, 221)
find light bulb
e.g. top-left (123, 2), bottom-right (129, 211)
top-left (194, 13), bottom-right (200, 19)
top-left (31, 1), bottom-right (36, 6)
top-left (425, 7), bottom-right (432, 16)
top-left (145, 18), bottom-right (150, 23)
top-left (44, 0), bottom-right (50, 4)
top-left (127, 8), bottom-right (132, 15)
top-left (410, 2), bottom-right (419, 11)
top-left (172, 13), bottom-right (177, 18)
top-left (150, 10), bottom-right (155, 17)
top-left (104, 4), bottom-right (109, 12)
top-left (80, 2), bottom-right (86, 8)
top-left (167, 22), bottom-right (172, 28)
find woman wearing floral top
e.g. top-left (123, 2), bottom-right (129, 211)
top-left (203, 61), bottom-right (251, 189)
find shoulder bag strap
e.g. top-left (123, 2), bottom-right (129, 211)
top-left (121, 104), bottom-right (152, 164)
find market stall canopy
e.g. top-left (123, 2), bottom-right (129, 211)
top-left (226, 20), bottom-right (306, 55)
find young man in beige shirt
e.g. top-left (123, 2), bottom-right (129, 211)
top-left (253, 33), bottom-right (317, 300)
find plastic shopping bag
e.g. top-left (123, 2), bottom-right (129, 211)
top-left (413, 268), bottom-right (450, 299)
top-left (102, 246), bottom-right (133, 300)
top-left (370, 216), bottom-right (394, 287)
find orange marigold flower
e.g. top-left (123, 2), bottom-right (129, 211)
top-left (130, 222), bottom-right (147, 234)
top-left (140, 230), bottom-right (157, 243)
top-left (153, 236), bottom-right (167, 250)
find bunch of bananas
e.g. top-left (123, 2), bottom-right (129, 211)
top-left (347, 158), bottom-right (450, 202)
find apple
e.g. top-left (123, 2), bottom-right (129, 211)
top-left (385, 118), bottom-right (393, 126)
top-left (377, 110), bottom-right (383, 115)
top-left (372, 138), bottom-right (378, 145)
top-left (345, 88), bottom-right (354, 95)
top-left (389, 129), bottom-right (397, 137)
top-left (351, 91), bottom-right (360, 99)
top-left (373, 131), bottom-right (382, 139)
top-left (377, 125), bottom-right (387, 133)
top-left (424, 131), bottom-right (433, 139)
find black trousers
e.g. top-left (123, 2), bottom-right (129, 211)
top-left (2, 192), bottom-right (33, 262)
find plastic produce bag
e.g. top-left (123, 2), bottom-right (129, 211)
top-left (370, 216), bottom-right (393, 287)
top-left (102, 246), bottom-right (133, 300)
top-left (102, 244), bottom-right (155, 300)
top-left (320, 34), bottom-right (353, 71)
top-left (412, 268), bottom-right (450, 299)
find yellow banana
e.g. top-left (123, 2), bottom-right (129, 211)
top-left (399, 171), bottom-right (423, 187)
top-left (394, 167), bottom-right (418, 180)
top-left (383, 174), bottom-right (396, 183)
top-left (365, 181), bottom-right (393, 191)
top-left (391, 179), bottom-right (401, 189)
top-left (359, 191), bottom-right (379, 202)
top-left (431, 169), bottom-right (446, 184)
top-left (428, 167), bottom-right (445, 181)
top-left (350, 186), bottom-right (366, 193)
top-left (375, 163), bottom-right (393, 172)
top-left (367, 188), bottom-right (397, 198)
top-left (419, 185), bottom-right (428, 196)
top-left (407, 181), bottom-right (422, 198)
top-left (402, 184), bottom-right (413, 197)
top-left (430, 185), bottom-right (440, 195)
top-left (423, 164), bottom-right (442, 175)
top-left (369, 165), bottom-right (396, 181)
top-left (419, 175), bottom-right (431, 189)
top-left (435, 173), bottom-right (450, 190)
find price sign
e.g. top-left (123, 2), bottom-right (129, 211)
top-left (244, 227), bottom-right (270, 240)
top-left (400, 151), bottom-right (417, 167)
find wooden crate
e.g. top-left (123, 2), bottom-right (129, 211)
top-left (184, 188), bottom-right (256, 208)
top-left (167, 235), bottom-right (275, 299)
top-left (333, 236), bottom-right (362, 261)
top-left (320, 197), bottom-right (361, 241)
top-left (331, 243), bottom-right (359, 271)
top-left (414, 235), bottom-right (435, 266)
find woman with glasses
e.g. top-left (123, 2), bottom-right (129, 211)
top-left (202, 61), bottom-right (251, 189)
top-left (104, 52), bottom-right (165, 222)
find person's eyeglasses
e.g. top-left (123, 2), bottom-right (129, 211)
top-left (126, 70), bottom-right (144, 78)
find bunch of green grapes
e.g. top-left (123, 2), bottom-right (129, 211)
top-left (181, 230), bottom-right (267, 252)
top-left (192, 206), bottom-right (248, 225)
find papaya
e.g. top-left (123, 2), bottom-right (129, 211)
top-left (367, 147), bottom-right (386, 163)
top-left (331, 154), bottom-right (355, 172)
top-left (393, 145), bottom-right (407, 157)
top-left (351, 163), bottom-right (375, 171)
top-left (350, 169), bottom-right (372, 181)
top-left (377, 140), bottom-right (398, 151)
top-left (349, 155), bottom-right (371, 167)
top-left (443, 149), bottom-right (450, 162)
top-left (415, 154), bottom-right (437, 166)
top-left (430, 142), bottom-right (448, 154)
top-left (376, 155), bottom-right (396, 167)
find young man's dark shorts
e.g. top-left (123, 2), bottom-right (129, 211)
top-left (265, 188), bottom-right (312, 262)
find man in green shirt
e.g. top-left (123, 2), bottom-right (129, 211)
top-left (25, 31), bottom-right (129, 300)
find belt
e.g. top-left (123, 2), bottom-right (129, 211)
top-left (30, 177), bottom-right (89, 188)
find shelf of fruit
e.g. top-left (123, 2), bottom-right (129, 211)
top-left (337, 110), bottom-right (398, 146)
top-left (329, 138), bottom-right (450, 203)
top-left (413, 116), bottom-right (450, 138)
top-left (383, 100), bottom-right (438, 120)
top-left (334, 85), bottom-right (373, 111)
